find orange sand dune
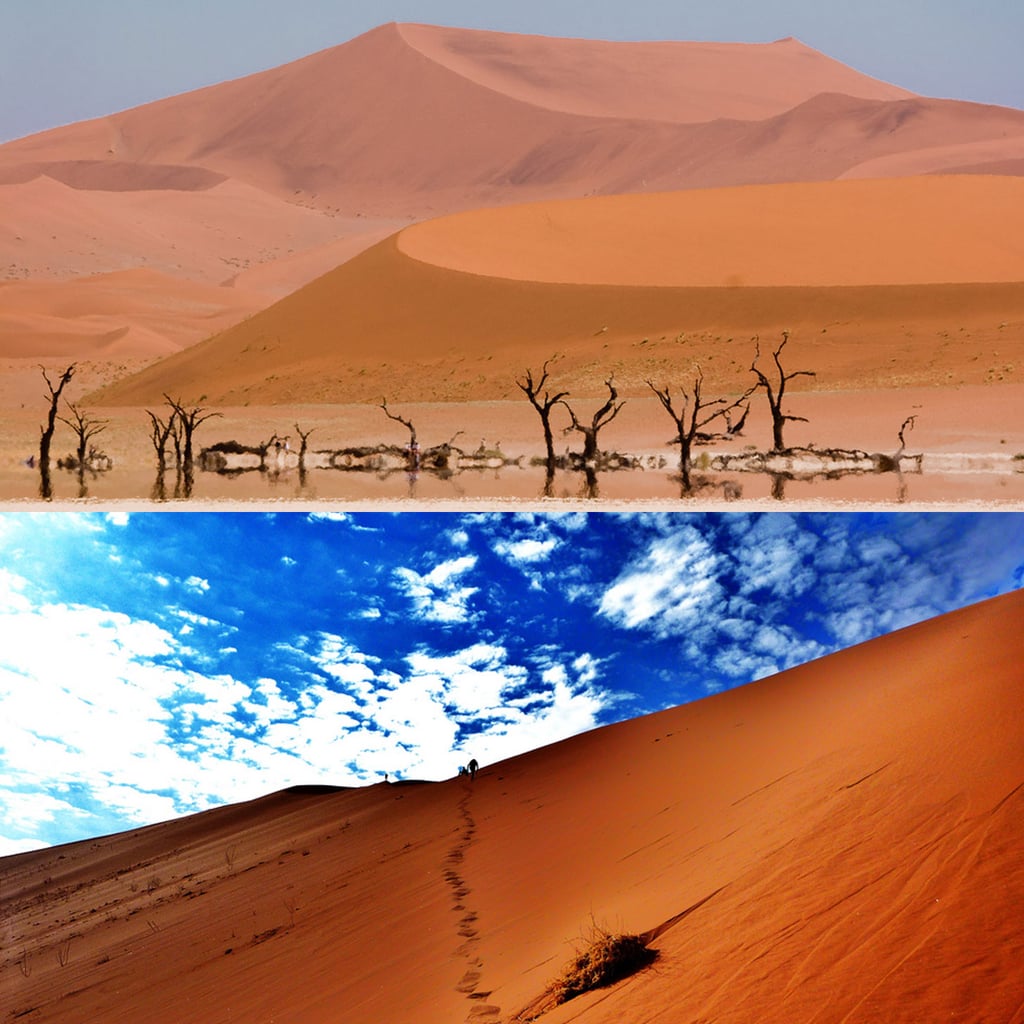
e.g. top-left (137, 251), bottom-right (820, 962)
top-left (2, 23), bottom-right (1023, 373)
top-left (90, 177), bottom-right (1024, 408)
top-left (0, 269), bottom-right (270, 360)
top-left (400, 176), bottom-right (1024, 287)
top-left (3, 589), bottom-right (1022, 1023)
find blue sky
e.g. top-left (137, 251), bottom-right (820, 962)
top-left (1, 511), bottom-right (1022, 856)
top-left (1, 1), bottom-right (1021, 143)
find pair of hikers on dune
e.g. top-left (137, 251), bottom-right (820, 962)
top-left (459, 758), bottom-right (479, 780)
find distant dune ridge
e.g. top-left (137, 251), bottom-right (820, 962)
top-left (1, 20), bottom-right (1023, 379)
top-left (3, 589), bottom-right (1022, 1023)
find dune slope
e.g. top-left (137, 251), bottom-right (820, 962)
top-left (2, 23), bottom-right (1023, 369)
top-left (89, 177), bottom-right (1024, 407)
top-left (2, 589), bottom-right (1022, 1023)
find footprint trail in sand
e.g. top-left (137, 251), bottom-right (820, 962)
top-left (444, 783), bottom-right (501, 1022)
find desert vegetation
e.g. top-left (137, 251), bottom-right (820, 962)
top-left (22, 333), bottom-right (1002, 503)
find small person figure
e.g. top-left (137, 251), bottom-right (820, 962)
top-left (467, 757), bottom-right (479, 781)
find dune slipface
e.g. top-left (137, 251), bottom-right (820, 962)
top-left (2, 22), bottom-right (1023, 367)
top-left (3, 589), bottom-right (1022, 1023)
top-left (89, 175), bottom-right (1024, 408)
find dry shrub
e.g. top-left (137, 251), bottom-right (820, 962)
top-left (550, 924), bottom-right (657, 1005)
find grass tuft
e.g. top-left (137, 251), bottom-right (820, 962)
top-left (549, 924), bottom-right (657, 1005)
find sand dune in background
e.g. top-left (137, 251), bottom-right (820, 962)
top-left (397, 23), bottom-right (914, 122)
top-left (4, 589), bottom-right (1022, 1023)
top-left (399, 176), bottom-right (1024, 287)
top-left (0, 270), bottom-right (271, 360)
top-left (90, 176), bottom-right (1024, 408)
top-left (2, 23), bottom-right (1022, 368)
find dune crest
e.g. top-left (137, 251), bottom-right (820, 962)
top-left (3, 589), bottom-right (1022, 1023)
top-left (396, 22), bottom-right (913, 123)
top-left (1, 21), bottom-right (1022, 372)
top-left (399, 176), bottom-right (1024, 288)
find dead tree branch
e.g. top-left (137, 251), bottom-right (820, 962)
top-left (749, 332), bottom-right (816, 452)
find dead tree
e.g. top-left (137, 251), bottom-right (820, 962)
top-left (164, 396), bottom-right (220, 496)
top-left (163, 396), bottom-right (221, 470)
top-left (292, 423), bottom-right (314, 486)
top-left (895, 415), bottom-right (916, 460)
top-left (379, 398), bottom-right (419, 467)
top-left (58, 402), bottom-right (108, 472)
top-left (146, 409), bottom-right (177, 475)
top-left (749, 332), bottom-right (816, 452)
top-left (646, 368), bottom-right (755, 490)
top-left (38, 364), bottom-right (75, 499)
top-left (293, 423), bottom-right (314, 465)
top-left (561, 378), bottom-right (624, 466)
top-left (516, 360), bottom-right (569, 471)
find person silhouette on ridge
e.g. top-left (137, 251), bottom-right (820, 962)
top-left (467, 758), bottom-right (479, 781)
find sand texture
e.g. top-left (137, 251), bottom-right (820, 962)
top-left (2, 22), bottom-right (1023, 503)
top-left (3, 589), bottom-right (1023, 1022)
top-left (87, 175), bottom-right (1024, 411)
top-left (2, 22), bottom-right (1023, 364)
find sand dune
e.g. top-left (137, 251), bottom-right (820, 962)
top-left (0, 269), bottom-right (271, 360)
top-left (3, 589), bottom-right (1022, 1023)
top-left (2, 23), bottom-right (1022, 372)
top-left (3, 21), bottom-right (1023, 412)
top-left (398, 23), bottom-right (914, 122)
top-left (400, 176), bottom-right (1024, 287)
top-left (90, 176), bottom-right (1024, 408)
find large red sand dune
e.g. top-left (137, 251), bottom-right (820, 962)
top-left (3, 589), bottom-right (1022, 1023)
top-left (89, 176), bottom-right (1024, 408)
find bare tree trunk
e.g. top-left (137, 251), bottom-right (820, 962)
top-left (38, 364), bottom-right (75, 499)
top-left (517, 360), bottom-right (568, 472)
top-left (647, 369), bottom-right (754, 492)
top-left (749, 333), bottom-right (816, 452)
top-left (164, 396), bottom-right (221, 499)
top-left (561, 378), bottom-right (624, 470)
top-left (294, 423), bottom-right (314, 487)
top-left (379, 398), bottom-right (419, 468)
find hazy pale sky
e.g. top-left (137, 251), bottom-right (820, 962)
top-left (1, 0), bottom-right (1021, 143)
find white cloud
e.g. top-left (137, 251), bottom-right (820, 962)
top-left (0, 834), bottom-right (50, 856)
top-left (393, 555), bottom-right (479, 623)
top-left (494, 536), bottom-right (559, 563)
top-left (598, 527), bottom-right (722, 637)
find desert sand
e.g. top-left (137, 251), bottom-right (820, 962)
top-left (2, 22), bottom-right (1023, 362)
top-left (81, 175), bottom-right (1024, 485)
top-left (2, 23), bottom-right (1023, 503)
top-left (3, 589), bottom-right (1022, 1022)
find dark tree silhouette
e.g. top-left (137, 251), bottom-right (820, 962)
top-left (38, 364), bottom-right (75, 499)
top-left (561, 378), bottom-right (624, 466)
top-left (294, 422), bottom-right (315, 486)
top-left (516, 360), bottom-right (569, 472)
top-left (379, 398), bottom-right (419, 467)
top-left (646, 367), bottom-right (755, 490)
top-left (293, 423), bottom-right (314, 465)
top-left (561, 377), bottom-right (624, 499)
top-left (58, 402), bottom-right (108, 470)
top-left (146, 409), bottom-right (177, 473)
top-left (164, 395), bottom-right (220, 496)
top-left (146, 409), bottom-right (178, 500)
top-left (749, 332), bottom-right (816, 452)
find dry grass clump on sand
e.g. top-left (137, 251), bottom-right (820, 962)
top-left (549, 924), bottom-right (657, 1005)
